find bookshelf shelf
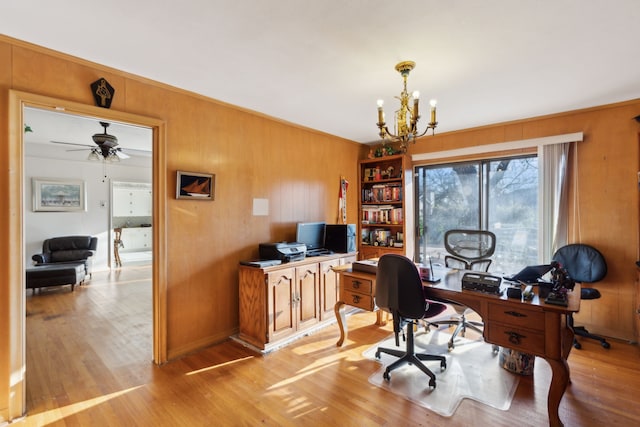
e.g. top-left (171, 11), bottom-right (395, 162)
top-left (358, 154), bottom-right (413, 260)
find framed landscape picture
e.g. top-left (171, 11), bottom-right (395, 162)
top-left (33, 178), bottom-right (86, 212)
top-left (176, 171), bottom-right (215, 200)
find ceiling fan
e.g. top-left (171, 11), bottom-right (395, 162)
top-left (51, 121), bottom-right (133, 161)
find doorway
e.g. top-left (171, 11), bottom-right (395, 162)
top-left (7, 90), bottom-right (168, 417)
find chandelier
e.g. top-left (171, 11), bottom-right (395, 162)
top-left (376, 61), bottom-right (437, 152)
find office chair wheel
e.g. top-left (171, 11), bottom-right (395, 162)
top-left (440, 360), bottom-right (447, 370)
top-left (429, 378), bottom-right (436, 388)
top-left (601, 341), bottom-right (611, 349)
top-left (375, 350), bottom-right (381, 359)
top-left (573, 340), bottom-right (582, 350)
top-left (383, 370), bottom-right (391, 381)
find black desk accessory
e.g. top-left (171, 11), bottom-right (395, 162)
top-left (461, 272), bottom-right (502, 295)
top-left (506, 286), bottom-right (522, 299)
top-left (543, 261), bottom-right (574, 306)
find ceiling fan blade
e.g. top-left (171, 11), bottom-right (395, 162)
top-left (50, 140), bottom-right (94, 148)
top-left (66, 148), bottom-right (91, 152)
top-left (115, 149), bottom-right (130, 159)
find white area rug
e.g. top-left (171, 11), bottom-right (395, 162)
top-left (363, 329), bottom-right (520, 417)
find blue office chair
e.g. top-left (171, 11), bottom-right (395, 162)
top-left (374, 254), bottom-right (448, 388)
top-left (553, 243), bottom-right (610, 349)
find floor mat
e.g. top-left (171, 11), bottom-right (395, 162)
top-left (362, 329), bottom-right (520, 417)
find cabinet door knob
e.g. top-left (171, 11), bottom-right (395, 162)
top-left (351, 280), bottom-right (361, 289)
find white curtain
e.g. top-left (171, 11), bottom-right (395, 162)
top-left (540, 142), bottom-right (570, 262)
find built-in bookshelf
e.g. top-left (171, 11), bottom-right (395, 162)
top-left (358, 154), bottom-right (413, 260)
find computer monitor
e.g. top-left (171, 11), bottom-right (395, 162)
top-left (295, 222), bottom-right (326, 251)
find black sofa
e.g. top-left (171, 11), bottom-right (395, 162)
top-left (32, 235), bottom-right (98, 278)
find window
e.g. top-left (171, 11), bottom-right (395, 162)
top-left (415, 155), bottom-right (539, 274)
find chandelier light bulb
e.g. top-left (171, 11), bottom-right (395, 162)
top-left (429, 99), bottom-right (437, 124)
top-left (412, 91), bottom-right (420, 99)
top-left (377, 99), bottom-right (385, 124)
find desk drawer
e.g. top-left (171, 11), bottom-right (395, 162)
top-left (487, 303), bottom-right (545, 332)
top-left (342, 275), bottom-right (373, 295)
top-left (342, 290), bottom-right (374, 311)
top-left (487, 323), bottom-right (545, 355)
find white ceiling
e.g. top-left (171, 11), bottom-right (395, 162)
top-left (22, 107), bottom-right (153, 163)
top-left (3, 0), bottom-right (640, 145)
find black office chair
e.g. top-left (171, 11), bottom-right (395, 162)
top-left (553, 243), bottom-right (610, 349)
top-left (438, 229), bottom-right (496, 349)
top-left (374, 254), bottom-right (447, 388)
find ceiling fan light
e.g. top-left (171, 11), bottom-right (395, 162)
top-left (107, 150), bottom-right (120, 162)
top-left (88, 149), bottom-right (101, 161)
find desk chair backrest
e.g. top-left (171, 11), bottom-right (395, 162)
top-left (552, 243), bottom-right (607, 283)
top-left (552, 243), bottom-right (610, 349)
top-left (444, 229), bottom-right (496, 271)
top-left (376, 254), bottom-right (428, 320)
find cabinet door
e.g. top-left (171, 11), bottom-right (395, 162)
top-left (134, 188), bottom-right (152, 216)
top-left (113, 186), bottom-right (152, 217)
top-left (319, 258), bottom-right (341, 321)
top-left (296, 264), bottom-right (320, 330)
top-left (267, 269), bottom-right (296, 343)
top-left (113, 188), bottom-right (134, 217)
top-left (120, 228), bottom-right (152, 252)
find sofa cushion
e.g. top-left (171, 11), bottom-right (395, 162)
top-left (51, 249), bottom-right (94, 263)
top-left (47, 236), bottom-right (94, 251)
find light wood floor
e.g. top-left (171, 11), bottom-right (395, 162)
top-left (18, 267), bottom-right (640, 426)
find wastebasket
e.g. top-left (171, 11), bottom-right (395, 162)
top-left (499, 347), bottom-right (535, 375)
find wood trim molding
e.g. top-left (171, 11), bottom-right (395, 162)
top-left (6, 89), bottom-right (168, 418)
top-left (411, 132), bottom-right (584, 162)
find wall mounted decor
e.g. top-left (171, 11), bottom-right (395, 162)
top-left (32, 178), bottom-right (87, 212)
top-left (91, 77), bottom-right (115, 108)
top-left (176, 171), bottom-right (215, 200)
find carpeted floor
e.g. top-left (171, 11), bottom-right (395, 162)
top-left (363, 328), bottom-right (520, 417)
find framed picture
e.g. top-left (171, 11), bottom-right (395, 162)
top-left (176, 171), bottom-right (215, 200)
top-left (32, 178), bottom-right (86, 212)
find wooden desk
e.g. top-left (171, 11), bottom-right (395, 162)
top-left (334, 266), bottom-right (580, 427)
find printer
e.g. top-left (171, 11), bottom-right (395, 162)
top-left (259, 242), bottom-right (307, 263)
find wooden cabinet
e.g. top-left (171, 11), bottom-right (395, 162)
top-left (238, 253), bottom-right (357, 351)
top-left (358, 154), bottom-right (413, 260)
top-left (340, 270), bottom-right (376, 311)
top-left (485, 302), bottom-right (546, 356)
top-left (319, 254), bottom-right (357, 321)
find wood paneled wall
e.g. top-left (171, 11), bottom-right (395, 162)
top-left (407, 101), bottom-right (640, 343)
top-left (0, 36), bottom-right (361, 420)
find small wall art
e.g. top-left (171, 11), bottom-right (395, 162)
top-left (176, 171), bottom-right (215, 200)
top-left (32, 178), bottom-right (86, 212)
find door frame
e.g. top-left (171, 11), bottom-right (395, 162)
top-left (6, 90), bottom-right (168, 418)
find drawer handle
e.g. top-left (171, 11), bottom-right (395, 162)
top-left (504, 310), bottom-right (527, 318)
top-left (351, 280), bottom-right (361, 289)
top-left (505, 331), bottom-right (526, 345)
top-left (351, 295), bottom-right (361, 304)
